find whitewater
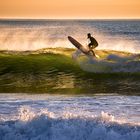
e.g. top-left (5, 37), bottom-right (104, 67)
top-left (0, 94), bottom-right (139, 140)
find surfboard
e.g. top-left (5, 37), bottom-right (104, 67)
top-left (68, 36), bottom-right (95, 57)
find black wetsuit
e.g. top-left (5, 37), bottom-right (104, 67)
top-left (88, 36), bottom-right (98, 56)
top-left (88, 37), bottom-right (98, 48)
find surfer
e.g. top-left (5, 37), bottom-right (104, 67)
top-left (87, 33), bottom-right (98, 56)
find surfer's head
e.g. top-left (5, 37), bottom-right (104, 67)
top-left (87, 33), bottom-right (91, 38)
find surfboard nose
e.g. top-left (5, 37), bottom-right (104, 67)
top-left (68, 36), bottom-right (71, 39)
top-left (68, 36), bottom-right (72, 41)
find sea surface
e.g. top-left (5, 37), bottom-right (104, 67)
top-left (0, 93), bottom-right (139, 140)
top-left (0, 19), bottom-right (140, 53)
top-left (0, 19), bottom-right (140, 139)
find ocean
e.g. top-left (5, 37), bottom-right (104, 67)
top-left (0, 19), bottom-right (140, 140)
top-left (0, 19), bottom-right (140, 52)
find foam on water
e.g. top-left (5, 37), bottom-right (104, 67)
top-left (0, 106), bottom-right (139, 140)
top-left (76, 53), bottom-right (140, 73)
top-left (0, 94), bottom-right (139, 140)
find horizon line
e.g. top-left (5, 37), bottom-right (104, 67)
top-left (0, 17), bottom-right (140, 20)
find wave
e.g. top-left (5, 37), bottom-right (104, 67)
top-left (0, 106), bottom-right (139, 140)
top-left (0, 49), bottom-right (140, 94)
top-left (1, 48), bottom-right (140, 74)
top-left (77, 54), bottom-right (140, 73)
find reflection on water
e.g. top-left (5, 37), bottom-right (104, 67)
top-left (1, 71), bottom-right (139, 95)
top-left (54, 73), bottom-right (75, 89)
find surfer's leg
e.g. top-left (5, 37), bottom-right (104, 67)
top-left (88, 46), bottom-right (95, 57)
top-left (90, 50), bottom-right (95, 57)
top-left (88, 43), bottom-right (93, 50)
top-left (87, 44), bottom-right (95, 57)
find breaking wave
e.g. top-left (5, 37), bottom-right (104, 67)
top-left (0, 106), bottom-right (139, 140)
top-left (77, 54), bottom-right (140, 73)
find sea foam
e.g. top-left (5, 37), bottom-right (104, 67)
top-left (77, 54), bottom-right (140, 73)
top-left (0, 106), bottom-right (139, 140)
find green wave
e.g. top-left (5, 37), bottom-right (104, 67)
top-left (0, 49), bottom-right (140, 95)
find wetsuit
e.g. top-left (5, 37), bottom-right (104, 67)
top-left (88, 36), bottom-right (98, 56)
top-left (88, 37), bottom-right (98, 49)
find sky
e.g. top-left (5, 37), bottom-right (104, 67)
top-left (0, 0), bottom-right (140, 19)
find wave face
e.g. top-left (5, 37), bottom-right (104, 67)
top-left (0, 52), bottom-right (140, 94)
top-left (0, 19), bottom-right (140, 53)
top-left (0, 94), bottom-right (139, 140)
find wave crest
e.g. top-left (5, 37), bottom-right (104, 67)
top-left (0, 106), bottom-right (139, 140)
